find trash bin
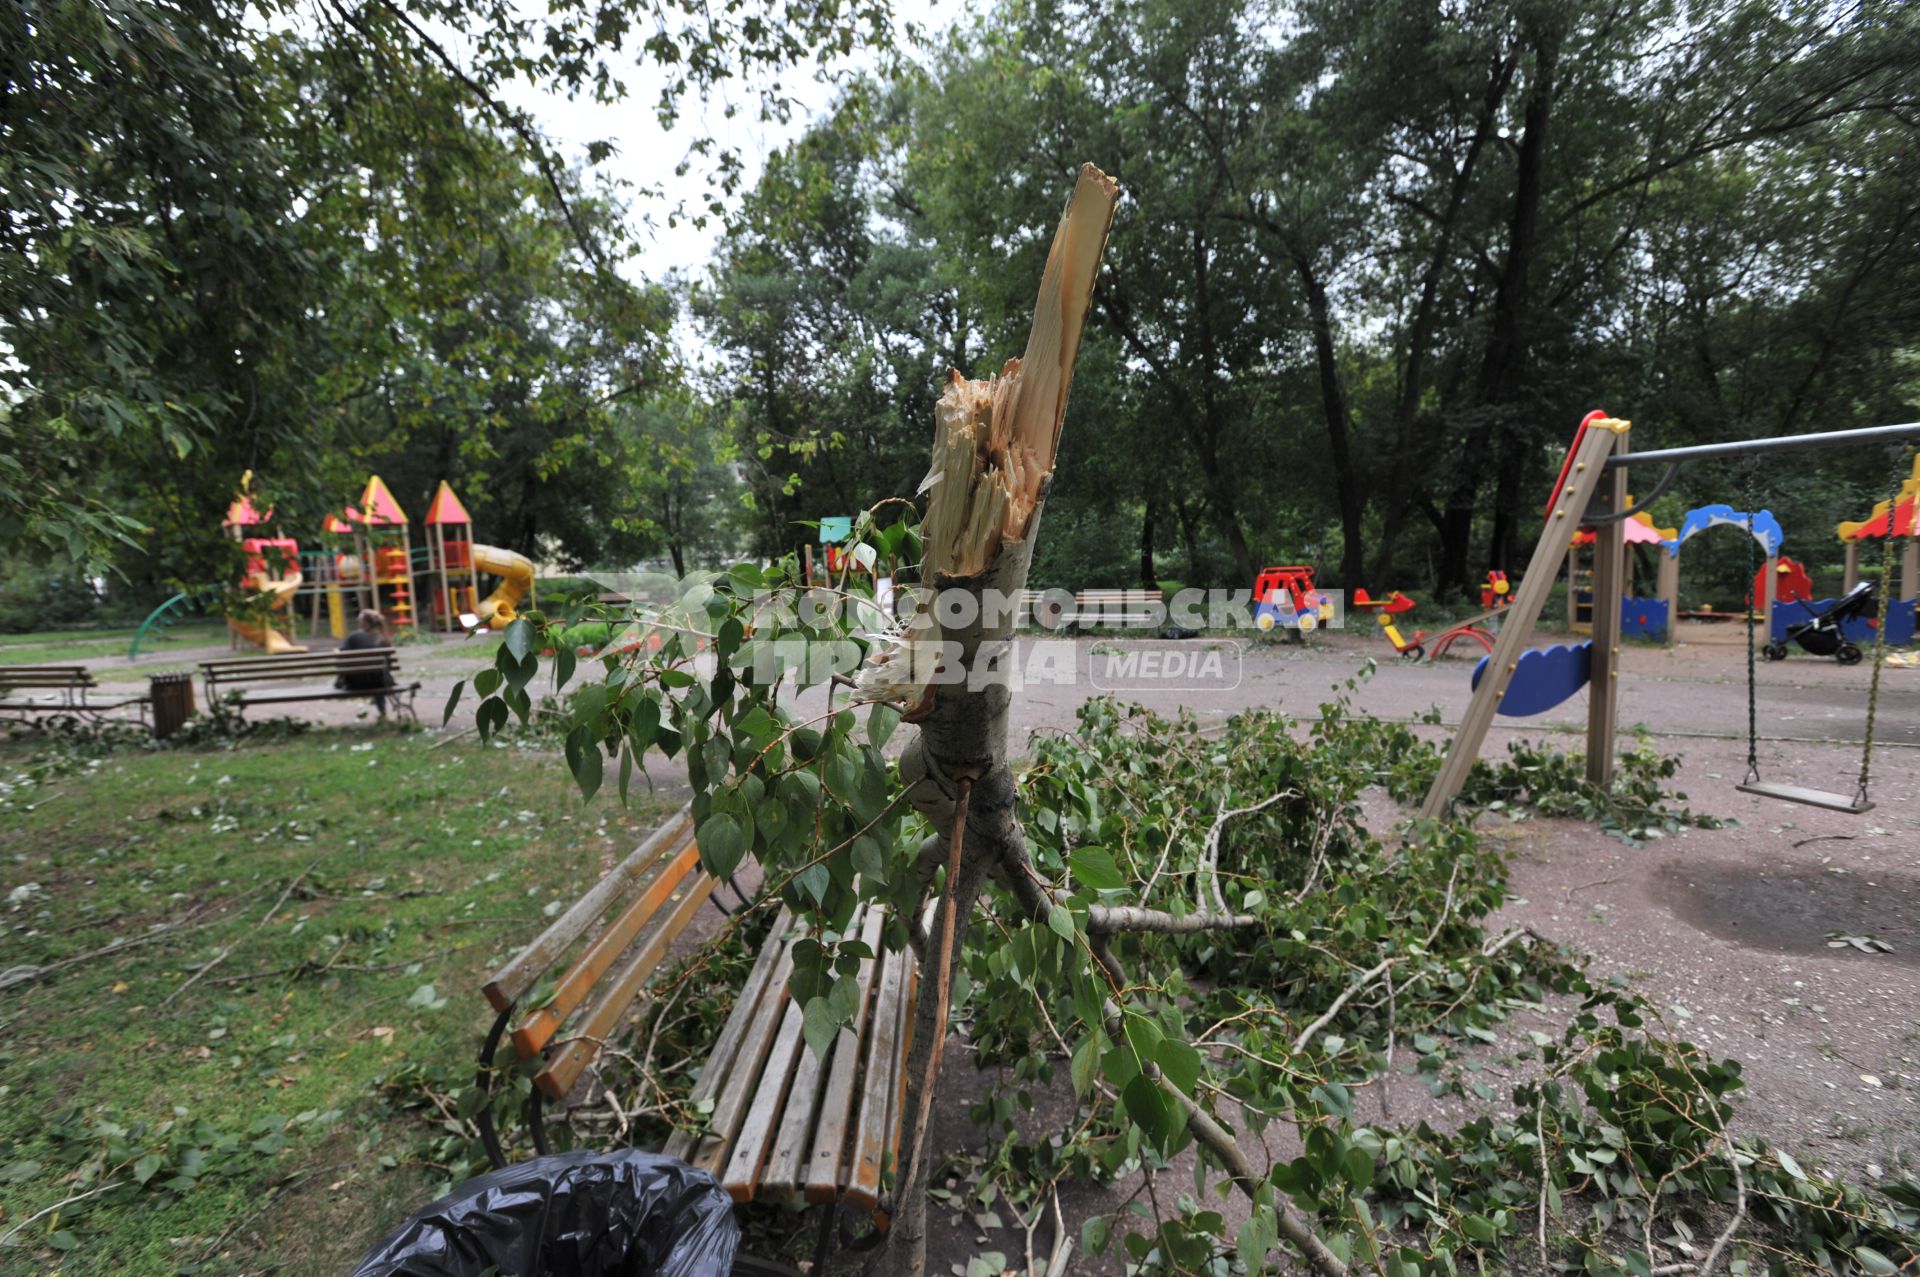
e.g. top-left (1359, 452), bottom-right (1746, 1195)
top-left (346, 1150), bottom-right (740, 1277)
top-left (149, 672), bottom-right (194, 740)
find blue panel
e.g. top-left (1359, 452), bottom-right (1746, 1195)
top-left (1471, 642), bottom-right (1594, 717)
top-left (1771, 598), bottom-right (1916, 646)
top-left (1621, 596), bottom-right (1669, 641)
top-left (1666, 505), bottom-right (1784, 558)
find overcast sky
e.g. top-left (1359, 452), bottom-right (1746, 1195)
top-left (495, 0), bottom-right (951, 306)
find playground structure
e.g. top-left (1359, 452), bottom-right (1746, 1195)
top-left (472, 544), bottom-right (535, 629)
top-left (1422, 414), bottom-right (1920, 819)
top-left (1252, 565), bottom-right (1333, 636)
top-left (222, 477), bottom-right (307, 655)
top-left (425, 482), bottom-right (481, 627)
top-left (1567, 512), bottom-right (1677, 639)
top-left (350, 476), bottom-right (419, 633)
top-left (1348, 588), bottom-right (1422, 657)
top-left (131, 476), bottom-right (537, 656)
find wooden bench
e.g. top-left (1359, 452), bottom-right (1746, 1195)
top-left (476, 805), bottom-right (917, 1267)
top-left (197, 650), bottom-right (419, 719)
top-left (1018, 587), bottom-right (1165, 630)
top-left (0, 664), bottom-right (146, 723)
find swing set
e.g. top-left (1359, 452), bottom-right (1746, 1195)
top-left (1422, 413), bottom-right (1920, 820)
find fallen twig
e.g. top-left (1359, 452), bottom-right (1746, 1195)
top-left (0, 1181), bottom-right (124, 1248)
top-left (161, 861), bottom-right (317, 1008)
top-left (1293, 958), bottom-right (1396, 1056)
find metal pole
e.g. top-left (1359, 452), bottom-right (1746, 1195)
top-left (1604, 421), bottom-right (1920, 469)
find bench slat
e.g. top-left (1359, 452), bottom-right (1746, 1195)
top-left (231, 687), bottom-right (417, 705)
top-left (763, 904), bottom-right (873, 1200)
top-left (801, 906), bottom-right (886, 1202)
top-left (682, 938), bottom-right (798, 1176)
top-left (847, 943), bottom-right (916, 1213)
top-left (511, 837), bottom-right (705, 1058)
top-left (485, 805), bottom-right (694, 1011)
top-left (535, 870), bottom-right (717, 1100)
top-left (662, 906), bottom-right (793, 1165)
top-left (720, 993), bottom-right (809, 1200)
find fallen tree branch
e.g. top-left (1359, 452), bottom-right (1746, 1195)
top-left (1087, 905), bottom-right (1261, 935)
top-left (0, 1181), bottom-right (124, 1248)
top-left (1162, 1080), bottom-right (1351, 1277)
top-left (161, 861), bottom-right (317, 1008)
top-left (1292, 958), bottom-right (1397, 1056)
top-left (1198, 791), bottom-right (1293, 917)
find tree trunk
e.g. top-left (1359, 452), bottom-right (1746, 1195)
top-left (1437, 28), bottom-right (1558, 598)
top-left (858, 164), bottom-right (1119, 1277)
top-left (1292, 252), bottom-right (1364, 587)
top-left (1139, 492), bottom-right (1158, 590)
top-left (1370, 53), bottom-right (1518, 586)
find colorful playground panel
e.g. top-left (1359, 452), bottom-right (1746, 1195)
top-left (1470, 642), bottom-right (1594, 717)
top-left (1771, 596), bottom-right (1916, 647)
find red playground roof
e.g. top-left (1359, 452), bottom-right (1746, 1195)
top-left (322, 509), bottom-right (358, 534)
top-left (424, 480), bottom-right (472, 526)
top-left (358, 475), bottom-right (408, 526)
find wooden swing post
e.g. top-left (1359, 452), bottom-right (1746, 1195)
top-left (1585, 434), bottom-right (1628, 787)
top-left (1419, 417), bottom-right (1629, 819)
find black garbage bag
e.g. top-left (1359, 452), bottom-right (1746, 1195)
top-left (348, 1150), bottom-right (739, 1277)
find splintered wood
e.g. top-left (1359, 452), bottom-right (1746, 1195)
top-left (920, 164), bottom-right (1119, 581)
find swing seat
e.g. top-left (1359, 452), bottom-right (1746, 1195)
top-left (1734, 781), bottom-right (1872, 814)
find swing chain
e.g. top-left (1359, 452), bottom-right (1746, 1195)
top-left (1742, 459), bottom-right (1761, 785)
top-left (1854, 444), bottom-right (1912, 808)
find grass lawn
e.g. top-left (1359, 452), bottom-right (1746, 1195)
top-left (1, 621), bottom-right (231, 672)
top-left (0, 725), bottom-right (675, 1276)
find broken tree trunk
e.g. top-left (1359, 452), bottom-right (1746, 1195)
top-left (856, 163), bottom-right (1348, 1277)
top-left (855, 162), bottom-right (1118, 1277)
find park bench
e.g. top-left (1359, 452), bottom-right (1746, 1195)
top-left (1019, 587), bottom-right (1165, 630)
top-left (476, 804), bottom-right (917, 1269)
top-left (197, 650), bottom-right (419, 720)
top-left (0, 664), bottom-right (147, 723)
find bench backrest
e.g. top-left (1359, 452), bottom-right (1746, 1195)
top-left (200, 651), bottom-right (399, 684)
top-left (482, 804), bottom-right (716, 1100)
top-left (0, 665), bottom-right (97, 689)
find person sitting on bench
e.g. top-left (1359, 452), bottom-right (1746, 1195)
top-left (337, 610), bottom-right (397, 716)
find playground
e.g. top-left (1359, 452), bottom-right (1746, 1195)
top-left (8, 5), bottom-right (1920, 1267)
top-left (4, 592), bottom-right (1918, 1272)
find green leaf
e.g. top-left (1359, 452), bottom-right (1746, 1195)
top-left (133, 1153), bottom-right (163, 1185)
top-left (441, 679), bottom-right (465, 726)
top-left (1045, 905), bottom-right (1076, 942)
top-left (474, 667), bottom-right (502, 698)
top-left (698, 812), bottom-right (747, 877)
top-left (1236, 1204), bottom-right (1278, 1273)
top-left (1155, 1039), bottom-right (1204, 1096)
top-left (1854, 1247), bottom-right (1899, 1275)
top-left (851, 835), bottom-right (886, 885)
top-left (1068, 847), bottom-right (1125, 892)
top-left (553, 644), bottom-right (577, 691)
top-left (503, 617), bottom-right (534, 662)
top-left (802, 996), bottom-right (839, 1060)
top-left (573, 736), bottom-right (603, 802)
top-left (1070, 1033), bottom-right (1102, 1098)
top-left (867, 703), bottom-right (899, 750)
top-left (1122, 1074), bottom-right (1181, 1150)
top-left (1460, 1213), bottom-right (1498, 1244)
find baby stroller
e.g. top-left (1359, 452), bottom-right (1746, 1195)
top-left (1763, 580), bottom-right (1875, 665)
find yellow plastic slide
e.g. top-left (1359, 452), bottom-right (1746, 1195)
top-left (472, 544), bottom-right (534, 629)
top-left (228, 574), bottom-right (308, 654)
